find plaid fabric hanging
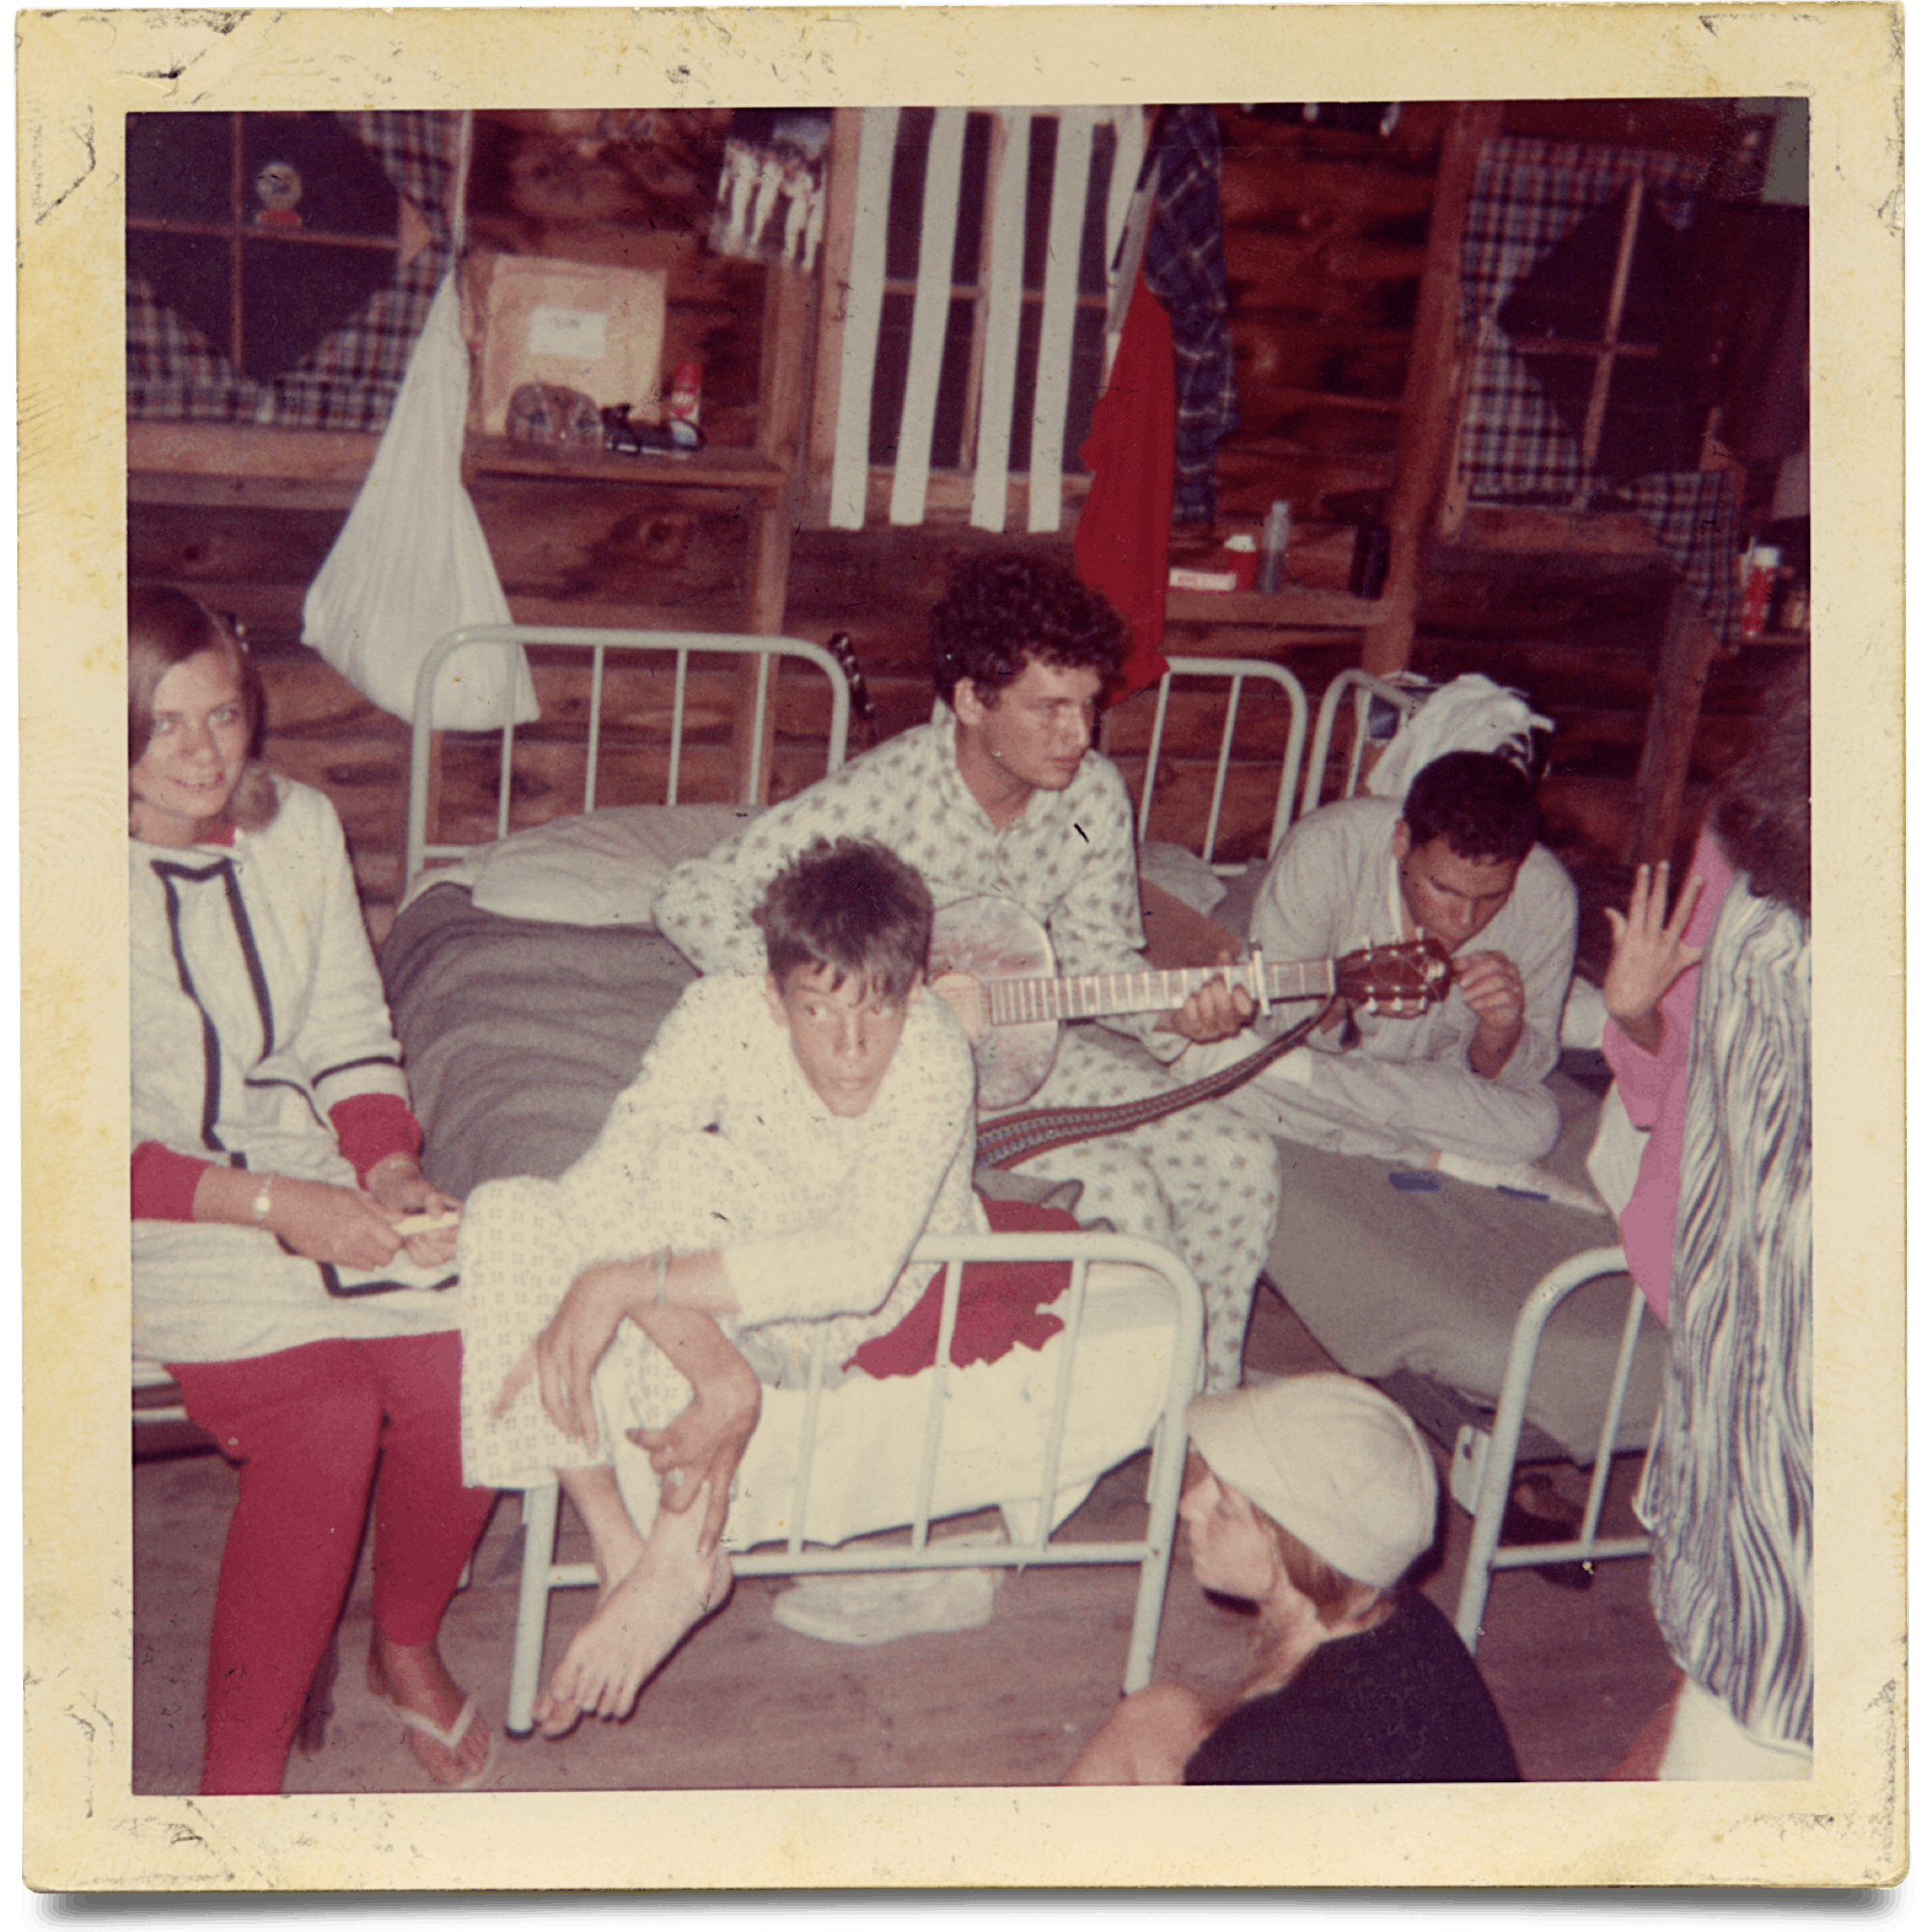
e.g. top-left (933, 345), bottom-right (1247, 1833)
top-left (1142, 105), bottom-right (1239, 528)
top-left (127, 110), bottom-right (459, 434)
top-left (1451, 134), bottom-right (1741, 641)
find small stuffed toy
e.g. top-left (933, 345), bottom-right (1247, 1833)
top-left (253, 160), bottom-right (304, 228)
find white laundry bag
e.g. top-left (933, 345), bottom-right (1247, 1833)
top-left (302, 270), bottom-right (538, 730)
top-left (1366, 673), bottom-right (1552, 800)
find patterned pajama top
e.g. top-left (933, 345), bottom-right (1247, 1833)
top-left (654, 706), bottom-right (1180, 1065)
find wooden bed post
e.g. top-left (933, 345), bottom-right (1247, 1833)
top-left (731, 258), bottom-right (816, 802)
top-left (1359, 101), bottom-right (1501, 679)
top-left (1629, 582), bottom-right (1721, 865)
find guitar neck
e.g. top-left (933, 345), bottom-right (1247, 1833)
top-left (981, 955), bottom-right (1336, 1029)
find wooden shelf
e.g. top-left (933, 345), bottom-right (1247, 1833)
top-left (127, 421), bottom-right (795, 524)
top-left (463, 435), bottom-right (789, 498)
top-left (1165, 585), bottom-right (1380, 628)
top-left (128, 420), bottom-right (381, 497)
top-left (1452, 505), bottom-right (1665, 557)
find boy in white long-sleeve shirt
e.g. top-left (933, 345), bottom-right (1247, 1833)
top-left (459, 838), bottom-right (977, 1734)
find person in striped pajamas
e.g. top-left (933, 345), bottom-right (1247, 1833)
top-left (1635, 670), bottom-right (1812, 1778)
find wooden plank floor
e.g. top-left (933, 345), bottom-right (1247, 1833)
top-left (132, 1290), bottom-right (1673, 1795)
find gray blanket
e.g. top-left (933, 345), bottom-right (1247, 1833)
top-left (382, 885), bottom-right (697, 1199)
top-left (1263, 1067), bottom-right (1662, 1463)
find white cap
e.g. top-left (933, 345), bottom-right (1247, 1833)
top-left (1185, 1374), bottom-right (1437, 1589)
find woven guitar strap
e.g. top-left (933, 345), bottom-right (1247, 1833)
top-left (975, 1009), bottom-right (1325, 1170)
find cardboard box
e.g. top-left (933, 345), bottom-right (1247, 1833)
top-left (467, 251), bottom-right (668, 436)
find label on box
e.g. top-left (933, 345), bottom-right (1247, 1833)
top-left (1168, 566), bottom-right (1239, 593)
top-left (469, 250), bottom-right (668, 437)
top-left (527, 305), bottom-right (607, 359)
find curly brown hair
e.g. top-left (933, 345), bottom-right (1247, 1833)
top-left (1713, 665), bottom-right (1809, 920)
top-left (929, 552), bottom-right (1125, 709)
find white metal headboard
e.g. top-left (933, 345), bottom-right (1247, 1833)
top-left (405, 624), bottom-right (852, 888)
top-left (1299, 668), bottom-right (1431, 820)
top-left (1132, 656), bottom-right (1309, 873)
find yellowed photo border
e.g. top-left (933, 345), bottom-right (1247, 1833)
top-left (19, 3), bottom-right (1904, 1890)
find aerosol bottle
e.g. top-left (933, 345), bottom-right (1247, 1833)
top-left (1258, 499), bottom-right (1292, 593)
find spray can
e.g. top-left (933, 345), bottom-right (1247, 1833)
top-left (1741, 543), bottom-right (1781, 638)
top-left (1259, 499), bottom-right (1292, 593)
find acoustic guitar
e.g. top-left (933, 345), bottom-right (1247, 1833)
top-left (929, 895), bottom-right (1453, 1108)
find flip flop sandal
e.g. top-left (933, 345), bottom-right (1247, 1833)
top-left (396, 1693), bottom-right (494, 1790)
top-left (371, 1681), bottom-right (495, 1791)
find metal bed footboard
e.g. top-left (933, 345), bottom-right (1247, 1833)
top-left (506, 1230), bottom-right (1204, 1737)
top-left (1450, 1245), bottom-right (1660, 1650)
top-left (1132, 657), bottom-right (1308, 872)
top-left (1300, 667), bottom-right (1430, 817)
top-left (405, 623), bottom-right (852, 888)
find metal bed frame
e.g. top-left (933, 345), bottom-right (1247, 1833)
top-left (1299, 666), bottom-right (1431, 818)
top-left (1131, 656), bottom-right (1307, 874)
top-left (405, 623), bottom-right (853, 887)
top-left (1450, 1248), bottom-right (1658, 1648)
top-left (505, 1231), bottom-right (1203, 1735)
top-left (400, 623), bottom-right (1207, 1733)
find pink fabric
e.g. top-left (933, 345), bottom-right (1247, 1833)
top-left (129, 1096), bottom-right (421, 1220)
top-left (166, 1331), bottom-right (495, 1794)
top-left (1075, 272), bottom-right (1175, 702)
top-left (329, 1092), bottom-right (423, 1182)
top-left (846, 1197), bottom-right (1075, 1379)
top-left (1599, 829), bottom-right (1733, 1322)
top-left (130, 1140), bottom-right (209, 1221)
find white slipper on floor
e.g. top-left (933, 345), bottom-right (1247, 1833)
top-left (384, 1690), bottom-right (495, 1791)
top-left (772, 1566), bottom-right (999, 1646)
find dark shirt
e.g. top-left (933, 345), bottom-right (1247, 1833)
top-left (1183, 1589), bottom-right (1521, 1784)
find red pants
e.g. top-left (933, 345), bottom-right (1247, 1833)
top-left (167, 1330), bottom-right (497, 1795)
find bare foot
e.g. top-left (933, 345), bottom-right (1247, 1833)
top-left (558, 1463), bottom-right (648, 1595)
top-left (367, 1634), bottom-right (493, 1788)
top-left (533, 1483), bottom-right (733, 1736)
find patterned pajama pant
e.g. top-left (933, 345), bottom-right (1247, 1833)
top-left (999, 1029), bottom-right (1281, 1393)
top-left (457, 1131), bottom-right (927, 1491)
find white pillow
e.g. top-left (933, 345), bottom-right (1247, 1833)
top-left (469, 803), bottom-right (761, 926)
top-left (1138, 839), bottom-right (1229, 918)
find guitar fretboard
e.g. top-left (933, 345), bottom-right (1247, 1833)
top-left (982, 956), bottom-right (1336, 1028)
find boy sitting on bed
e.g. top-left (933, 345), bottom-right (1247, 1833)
top-left (1177, 749), bottom-right (1596, 1210)
top-left (458, 837), bottom-right (980, 1735)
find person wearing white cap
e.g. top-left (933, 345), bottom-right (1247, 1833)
top-left (1064, 1374), bottom-right (1520, 1783)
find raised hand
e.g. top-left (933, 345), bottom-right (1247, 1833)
top-left (1603, 862), bottom-right (1705, 1054)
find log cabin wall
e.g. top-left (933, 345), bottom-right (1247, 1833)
top-left (127, 104), bottom-right (1805, 957)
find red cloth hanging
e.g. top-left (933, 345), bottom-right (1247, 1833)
top-left (1075, 272), bottom-right (1175, 702)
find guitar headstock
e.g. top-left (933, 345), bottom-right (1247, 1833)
top-left (1334, 936), bottom-right (1453, 1017)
